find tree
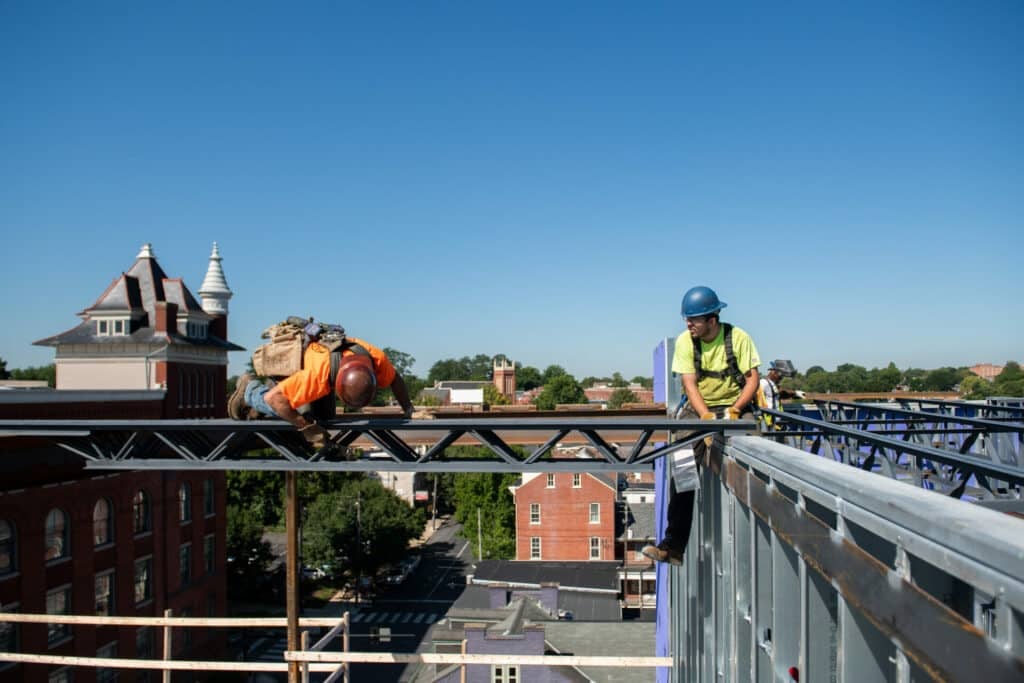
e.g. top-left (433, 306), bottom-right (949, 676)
top-left (227, 471), bottom-right (285, 525)
top-left (0, 357), bottom-right (8, 380)
top-left (482, 383), bottom-right (510, 407)
top-left (922, 367), bottom-right (959, 391)
top-left (959, 375), bottom-right (993, 400)
top-left (450, 472), bottom-right (518, 560)
top-left (9, 364), bottom-right (56, 387)
top-left (302, 478), bottom-right (423, 578)
top-left (534, 374), bottom-right (587, 410)
top-left (609, 372), bottom-right (628, 388)
top-left (993, 362), bottom-right (1024, 397)
top-left (805, 365), bottom-right (825, 377)
top-left (226, 504), bottom-right (275, 590)
top-left (374, 346), bottom-right (417, 406)
top-left (607, 388), bottom-right (638, 409)
top-left (516, 365), bottom-right (543, 391)
top-left (541, 365), bottom-right (568, 384)
top-left (631, 376), bottom-right (653, 389)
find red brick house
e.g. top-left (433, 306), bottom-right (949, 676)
top-left (511, 472), bottom-right (617, 562)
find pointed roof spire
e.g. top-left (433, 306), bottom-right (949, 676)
top-left (137, 243), bottom-right (156, 259)
top-left (198, 242), bottom-right (233, 315)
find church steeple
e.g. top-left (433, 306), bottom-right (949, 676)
top-left (198, 242), bottom-right (232, 316)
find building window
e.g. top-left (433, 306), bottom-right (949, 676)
top-left (134, 556), bottom-right (153, 605)
top-left (204, 535), bottom-right (215, 575)
top-left (530, 537), bottom-right (541, 560)
top-left (113, 319), bottom-right (125, 335)
top-left (0, 602), bottom-right (18, 670)
top-left (95, 570), bottom-right (115, 615)
top-left (45, 508), bottom-right (69, 561)
top-left (207, 592), bottom-right (217, 617)
top-left (529, 503), bottom-right (540, 525)
top-left (573, 473), bottom-right (582, 488)
top-left (49, 667), bottom-right (73, 683)
top-left (97, 320), bottom-right (108, 335)
top-left (93, 498), bottom-right (114, 547)
top-left (203, 479), bottom-right (215, 517)
top-left (180, 543), bottom-right (192, 587)
top-left (179, 482), bottom-right (192, 524)
top-left (589, 503), bottom-right (600, 524)
top-left (133, 490), bottom-right (151, 535)
top-left (590, 537), bottom-right (601, 560)
top-left (492, 665), bottom-right (520, 683)
top-left (0, 520), bottom-right (15, 576)
top-left (96, 641), bottom-right (118, 683)
top-left (46, 585), bottom-right (72, 645)
top-left (178, 607), bottom-right (193, 653)
top-left (546, 473), bottom-right (555, 488)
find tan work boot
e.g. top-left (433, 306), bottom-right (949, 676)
top-left (228, 373), bottom-right (253, 420)
top-left (641, 541), bottom-right (684, 566)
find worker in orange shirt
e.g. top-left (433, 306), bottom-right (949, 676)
top-left (229, 334), bottom-right (414, 449)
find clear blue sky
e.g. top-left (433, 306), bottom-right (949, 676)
top-left (2, 2), bottom-right (1021, 380)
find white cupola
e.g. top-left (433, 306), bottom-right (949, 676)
top-left (198, 242), bottom-right (233, 315)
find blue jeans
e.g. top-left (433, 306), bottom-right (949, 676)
top-left (245, 380), bottom-right (280, 418)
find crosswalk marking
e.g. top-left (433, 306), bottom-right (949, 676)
top-left (342, 610), bottom-right (440, 627)
top-left (388, 612), bottom-right (401, 623)
top-left (414, 613), bottom-right (426, 623)
top-left (401, 612), bottom-right (413, 623)
top-left (425, 614), bottom-right (438, 624)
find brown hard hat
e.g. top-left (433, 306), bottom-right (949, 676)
top-left (335, 355), bottom-right (377, 409)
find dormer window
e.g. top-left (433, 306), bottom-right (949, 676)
top-left (96, 318), bottom-right (129, 336)
top-left (186, 321), bottom-right (208, 339)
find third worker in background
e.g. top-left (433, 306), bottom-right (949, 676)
top-left (643, 285), bottom-right (760, 564)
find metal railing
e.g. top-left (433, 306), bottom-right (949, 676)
top-left (669, 434), bottom-right (1024, 682)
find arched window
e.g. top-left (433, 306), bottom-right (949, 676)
top-left (133, 490), bottom-right (151, 535)
top-left (44, 509), bottom-right (69, 561)
top-left (0, 520), bottom-right (15, 575)
top-left (179, 482), bottom-right (192, 524)
top-left (93, 498), bottom-right (114, 547)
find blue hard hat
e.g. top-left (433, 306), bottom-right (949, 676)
top-left (681, 286), bottom-right (727, 317)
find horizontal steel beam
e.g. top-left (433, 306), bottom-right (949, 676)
top-left (0, 417), bottom-right (757, 472)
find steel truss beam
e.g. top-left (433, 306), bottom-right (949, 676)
top-left (0, 417), bottom-right (757, 473)
top-left (762, 407), bottom-right (1024, 501)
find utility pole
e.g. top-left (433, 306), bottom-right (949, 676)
top-left (477, 507), bottom-right (483, 560)
top-left (355, 493), bottom-right (362, 605)
top-left (431, 474), bottom-right (439, 531)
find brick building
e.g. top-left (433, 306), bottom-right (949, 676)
top-left (512, 472), bottom-right (617, 562)
top-left (0, 243), bottom-right (240, 682)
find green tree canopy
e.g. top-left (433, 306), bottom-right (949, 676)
top-left (450, 472), bottom-right (518, 560)
top-left (302, 478), bottom-right (423, 577)
top-left (8, 364), bottom-right (56, 386)
top-left (607, 387), bottom-right (638, 409)
top-left (534, 374), bottom-right (587, 410)
top-left (483, 383), bottom-right (510, 407)
top-left (631, 376), bottom-right (653, 389)
top-left (516, 365), bottom-right (543, 391)
top-left (226, 504), bottom-right (275, 591)
top-left (0, 357), bottom-right (8, 380)
top-left (609, 372), bottom-right (628, 388)
top-left (427, 354), bottom-right (497, 383)
top-left (541, 365), bottom-right (568, 384)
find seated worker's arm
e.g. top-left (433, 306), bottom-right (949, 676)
top-left (733, 368), bottom-right (760, 413)
top-left (682, 374), bottom-right (711, 417)
top-left (265, 385), bottom-right (316, 431)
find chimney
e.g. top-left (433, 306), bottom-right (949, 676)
top-left (154, 302), bottom-right (178, 335)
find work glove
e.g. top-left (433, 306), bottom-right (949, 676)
top-left (411, 409), bottom-right (435, 420)
top-left (726, 407), bottom-right (742, 420)
top-left (794, 390), bottom-right (806, 399)
top-left (299, 423), bottom-right (330, 449)
top-left (701, 411), bottom-right (716, 447)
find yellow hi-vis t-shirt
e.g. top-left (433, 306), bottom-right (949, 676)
top-left (672, 324), bottom-right (760, 407)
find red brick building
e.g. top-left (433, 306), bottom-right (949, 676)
top-left (512, 472), bottom-right (617, 562)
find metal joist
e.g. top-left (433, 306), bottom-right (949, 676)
top-left (0, 416), bottom-right (756, 473)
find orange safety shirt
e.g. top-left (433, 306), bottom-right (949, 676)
top-left (277, 336), bottom-right (397, 409)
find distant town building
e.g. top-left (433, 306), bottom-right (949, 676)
top-left (970, 363), bottom-right (1005, 381)
top-left (584, 383), bottom-right (655, 405)
top-left (492, 359), bottom-right (516, 401)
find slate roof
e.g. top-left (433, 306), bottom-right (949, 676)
top-left (34, 246), bottom-right (243, 351)
top-left (471, 560), bottom-right (620, 592)
top-left (544, 621), bottom-right (659, 683)
top-left (617, 501), bottom-right (656, 541)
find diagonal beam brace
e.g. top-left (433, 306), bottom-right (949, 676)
top-left (469, 430), bottom-right (522, 464)
top-left (580, 430), bottom-right (619, 463)
top-left (420, 430), bottom-right (466, 463)
top-left (525, 430), bottom-right (570, 464)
